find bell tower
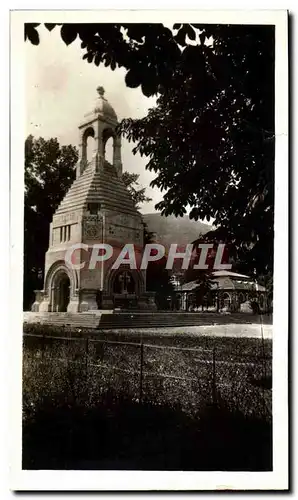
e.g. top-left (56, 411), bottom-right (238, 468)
top-left (31, 86), bottom-right (156, 313)
top-left (76, 86), bottom-right (122, 178)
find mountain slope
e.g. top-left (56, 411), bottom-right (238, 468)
top-left (142, 213), bottom-right (212, 247)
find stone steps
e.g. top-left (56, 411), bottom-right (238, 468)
top-left (23, 312), bottom-right (100, 329)
top-left (97, 313), bottom-right (255, 330)
top-left (24, 312), bottom-right (263, 331)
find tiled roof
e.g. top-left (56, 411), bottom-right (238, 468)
top-left (176, 278), bottom-right (266, 293)
top-left (212, 270), bottom-right (250, 278)
top-left (55, 161), bottom-right (139, 217)
top-left (178, 281), bottom-right (199, 292)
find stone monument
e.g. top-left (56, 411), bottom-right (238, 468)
top-left (32, 86), bottom-right (155, 312)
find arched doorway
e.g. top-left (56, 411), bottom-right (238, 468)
top-left (52, 272), bottom-right (70, 312)
top-left (59, 274), bottom-right (70, 312)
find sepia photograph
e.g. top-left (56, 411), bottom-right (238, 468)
top-left (10, 9), bottom-right (288, 491)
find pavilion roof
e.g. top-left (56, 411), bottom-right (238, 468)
top-left (175, 277), bottom-right (266, 293)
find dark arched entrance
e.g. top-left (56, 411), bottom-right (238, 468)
top-left (59, 274), bottom-right (70, 312)
top-left (52, 272), bottom-right (70, 312)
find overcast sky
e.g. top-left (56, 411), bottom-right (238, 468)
top-left (25, 25), bottom-right (163, 214)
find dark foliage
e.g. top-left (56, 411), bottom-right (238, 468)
top-left (146, 256), bottom-right (174, 309)
top-left (122, 171), bottom-right (152, 208)
top-left (23, 394), bottom-right (272, 471)
top-left (24, 136), bottom-right (78, 309)
top-left (25, 22), bottom-right (275, 274)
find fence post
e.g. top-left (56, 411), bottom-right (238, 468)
top-left (85, 337), bottom-right (89, 379)
top-left (139, 341), bottom-right (144, 403)
top-left (212, 347), bottom-right (217, 405)
top-left (260, 319), bottom-right (268, 416)
top-left (41, 332), bottom-right (45, 361)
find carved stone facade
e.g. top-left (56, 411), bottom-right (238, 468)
top-left (33, 87), bottom-right (155, 312)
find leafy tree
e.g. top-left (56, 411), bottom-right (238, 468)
top-left (24, 135), bottom-right (78, 309)
top-left (183, 266), bottom-right (214, 311)
top-left (121, 171), bottom-right (154, 246)
top-left (146, 256), bottom-right (174, 310)
top-left (195, 271), bottom-right (214, 311)
top-left (257, 271), bottom-right (273, 306)
top-left (122, 171), bottom-right (152, 209)
top-left (121, 172), bottom-right (156, 267)
top-left (25, 23), bottom-right (274, 275)
top-left (117, 26), bottom-right (274, 275)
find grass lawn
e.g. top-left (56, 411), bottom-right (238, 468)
top-left (23, 324), bottom-right (272, 471)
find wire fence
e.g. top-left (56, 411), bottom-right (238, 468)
top-left (23, 330), bottom-right (272, 418)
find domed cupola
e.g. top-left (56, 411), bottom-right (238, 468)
top-left (92, 86), bottom-right (118, 122)
top-left (77, 86), bottom-right (122, 178)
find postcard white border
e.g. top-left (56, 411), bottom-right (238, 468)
top-left (9, 9), bottom-right (288, 491)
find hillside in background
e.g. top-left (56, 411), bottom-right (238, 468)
top-left (142, 213), bottom-right (212, 247)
